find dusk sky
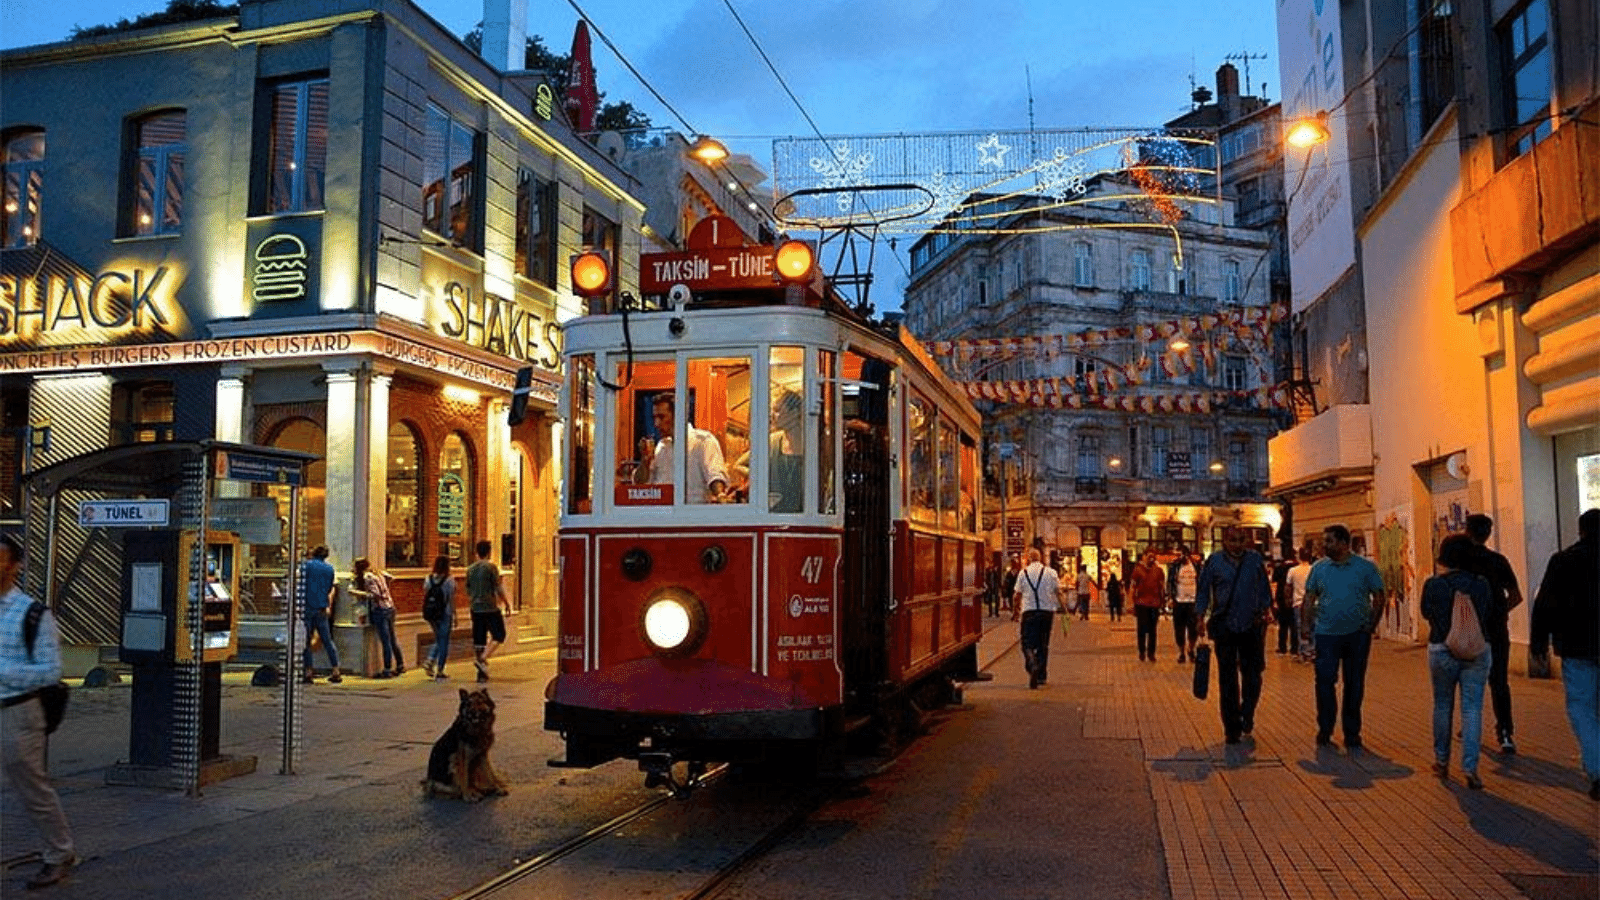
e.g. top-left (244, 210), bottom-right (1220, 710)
top-left (3, 0), bottom-right (1282, 154)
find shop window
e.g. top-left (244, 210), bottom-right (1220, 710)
top-left (110, 380), bottom-right (175, 444)
top-left (126, 110), bottom-right (185, 237)
top-left (385, 422), bottom-right (423, 568)
top-left (424, 104), bottom-right (481, 249)
top-left (438, 433), bottom-right (473, 566)
top-left (262, 77), bottom-right (328, 214)
top-left (245, 418), bottom-right (326, 619)
top-left (907, 392), bottom-right (936, 524)
top-left (506, 446), bottom-right (524, 567)
top-left (1500, 0), bottom-right (1551, 159)
top-left (2, 128), bottom-right (45, 248)
top-left (567, 354), bottom-right (595, 514)
top-left (516, 169), bottom-right (556, 285)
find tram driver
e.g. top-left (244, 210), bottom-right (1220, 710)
top-left (637, 393), bottom-right (730, 503)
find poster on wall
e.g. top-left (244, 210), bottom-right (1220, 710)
top-left (1579, 453), bottom-right (1600, 511)
top-left (1375, 508), bottom-right (1416, 641)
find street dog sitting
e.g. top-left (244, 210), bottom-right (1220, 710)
top-left (423, 688), bottom-right (509, 802)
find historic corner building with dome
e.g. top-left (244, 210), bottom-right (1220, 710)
top-left (0, 0), bottom-right (652, 673)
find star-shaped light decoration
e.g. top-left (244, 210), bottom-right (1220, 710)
top-left (974, 133), bottom-right (1011, 169)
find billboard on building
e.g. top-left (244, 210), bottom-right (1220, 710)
top-left (1278, 0), bottom-right (1357, 313)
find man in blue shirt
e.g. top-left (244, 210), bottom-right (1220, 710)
top-left (1303, 524), bottom-right (1387, 751)
top-left (1197, 527), bottom-right (1274, 744)
top-left (300, 545), bottom-right (341, 683)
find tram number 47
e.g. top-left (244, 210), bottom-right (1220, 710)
top-left (800, 556), bottom-right (825, 585)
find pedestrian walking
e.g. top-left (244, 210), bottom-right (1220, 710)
top-left (1529, 507), bottom-right (1599, 800)
top-left (465, 540), bottom-right (510, 683)
top-left (1196, 527), bottom-right (1274, 744)
top-left (1000, 554), bottom-right (1021, 615)
top-left (1011, 548), bottom-right (1064, 688)
top-left (1303, 524), bottom-right (1387, 750)
top-left (0, 534), bottom-right (78, 889)
top-left (1287, 547), bottom-right (1316, 661)
top-left (1129, 551), bottom-right (1165, 662)
top-left (1461, 513), bottom-right (1524, 754)
top-left (1105, 573), bottom-right (1124, 622)
top-left (1420, 534), bottom-right (1493, 790)
top-left (1272, 552), bottom-right (1299, 655)
top-left (420, 556), bottom-right (456, 679)
top-left (1167, 546), bottom-right (1202, 663)
top-left (300, 545), bottom-right (342, 683)
top-left (354, 558), bottom-right (404, 678)
top-left (1075, 568), bottom-right (1095, 621)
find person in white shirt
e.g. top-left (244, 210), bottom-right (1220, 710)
top-left (1288, 547), bottom-right (1316, 661)
top-left (637, 393), bottom-right (729, 503)
top-left (1167, 547), bottom-right (1203, 663)
top-left (1011, 548), bottom-right (1065, 688)
top-left (1074, 569), bottom-right (1095, 621)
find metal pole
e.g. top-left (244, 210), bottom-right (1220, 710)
top-left (281, 487), bottom-right (301, 776)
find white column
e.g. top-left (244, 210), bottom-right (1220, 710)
top-left (365, 370), bottom-right (393, 566)
top-left (323, 365), bottom-right (360, 570)
top-left (215, 369), bottom-right (250, 499)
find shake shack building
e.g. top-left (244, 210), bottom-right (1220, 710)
top-left (1, 0), bottom-right (646, 672)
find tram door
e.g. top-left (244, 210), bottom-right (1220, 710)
top-left (840, 358), bottom-right (893, 712)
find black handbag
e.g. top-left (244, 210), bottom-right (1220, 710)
top-left (39, 682), bottom-right (68, 734)
top-left (1191, 644), bottom-right (1212, 700)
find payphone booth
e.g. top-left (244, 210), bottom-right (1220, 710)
top-left (23, 442), bottom-right (316, 794)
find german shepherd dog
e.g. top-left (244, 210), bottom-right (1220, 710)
top-left (423, 688), bottom-right (509, 801)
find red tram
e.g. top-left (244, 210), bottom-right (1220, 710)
top-left (544, 221), bottom-right (986, 789)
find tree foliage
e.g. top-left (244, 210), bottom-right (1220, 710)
top-left (463, 28), bottom-right (651, 136)
top-left (71, 0), bottom-right (238, 40)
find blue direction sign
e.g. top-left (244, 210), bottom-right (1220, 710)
top-left (215, 450), bottom-right (305, 485)
top-left (79, 500), bottom-right (170, 527)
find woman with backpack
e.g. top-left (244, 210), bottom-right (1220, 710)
top-left (354, 558), bottom-right (404, 678)
top-left (1420, 534), bottom-right (1493, 789)
top-left (421, 556), bottom-right (456, 680)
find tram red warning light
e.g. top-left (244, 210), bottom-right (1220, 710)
top-left (775, 240), bottom-right (814, 283)
top-left (571, 250), bottom-right (612, 297)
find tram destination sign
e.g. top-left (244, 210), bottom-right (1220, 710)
top-left (79, 500), bottom-right (170, 527)
top-left (640, 245), bottom-right (778, 296)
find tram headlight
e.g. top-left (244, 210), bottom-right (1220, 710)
top-left (640, 589), bottom-right (707, 657)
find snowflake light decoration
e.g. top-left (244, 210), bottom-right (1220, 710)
top-left (809, 140), bottom-right (877, 211)
top-left (1036, 148), bottom-right (1088, 201)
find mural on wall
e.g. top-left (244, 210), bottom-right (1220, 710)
top-left (1376, 509), bottom-right (1417, 640)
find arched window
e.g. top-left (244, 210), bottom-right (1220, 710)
top-left (128, 110), bottom-right (185, 236)
top-left (438, 433), bottom-right (473, 566)
top-left (2, 129), bottom-right (45, 248)
top-left (385, 422), bottom-right (423, 568)
top-left (271, 418), bottom-right (326, 546)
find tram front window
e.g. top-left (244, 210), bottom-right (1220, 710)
top-left (614, 357), bottom-right (750, 506)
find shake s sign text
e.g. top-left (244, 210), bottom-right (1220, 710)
top-left (0, 264), bottom-right (176, 344)
top-left (436, 280), bottom-right (562, 371)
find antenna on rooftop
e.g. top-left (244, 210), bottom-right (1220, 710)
top-left (1225, 51), bottom-right (1269, 97)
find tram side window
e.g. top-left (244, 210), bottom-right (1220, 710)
top-left (907, 393), bottom-right (936, 524)
top-left (938, 416), bottom-right (960, 529)
top-left (566, 354), bottom-right (594, 515)
top-left (769, 346), bottom-right (806, 514)
top-left (959, 432), bottom-right (978, 533)
top-left (817, 350), bottom-right (837, 515)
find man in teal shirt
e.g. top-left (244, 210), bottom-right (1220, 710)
top-left (1304, 524), bottom-right (1387, 751)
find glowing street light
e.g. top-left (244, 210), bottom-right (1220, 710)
top-left (688, 135), bottom-right (730, 164)
top-left (1286, 111), bottom-right (1331, 149)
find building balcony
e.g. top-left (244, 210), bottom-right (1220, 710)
top-left (1266, 403), bottom-right (1373, 497)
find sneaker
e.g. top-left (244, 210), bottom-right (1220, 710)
top-left (1464, 773), bottom-right (1483, 790)
top-left (1499, 735), bottom-right (1516, 755)
top-left (301, 673), bottom-right (315, 685)
top-left (328, 670), bottom-right (343, 684)
top-left (422, 659), bottom-right (435, 678)
top-left (27, 857), bottom-right (76, 889)
top-left (435, 671), bottom-right (449, 680)
top-left (1315, 732), bottom-right (1334, 747)
top-left (1225, 733), bottom-right (1241, 745)
top-left (1178, 652), bottom-right (1187, 664)
top-left (1431, 761), bottom-right (1448, 779)
top-left (476, 670), bottom-right (489, 684)
top-left (394, 666), bottom-right (405, 676)
top-left (375, 670), bottom-right (392, 679)
top-left (1344, 737), bottom-right (1363, 752)
top-left (473, 658), bottom-right (488, 676)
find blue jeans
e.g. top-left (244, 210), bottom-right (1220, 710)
top-left (1429, 645), bottom-right (1490, 774)
top-left (302, 609), bottom-right (340, 671)
top-left (1314, 629), bottom-right (1373, 741)
top-left (370, 606), bottom-right (404, 672)
top-left (1560, 656), bottom-right (1600, 781)
top-left (429, 616), bottom-right (454, 674)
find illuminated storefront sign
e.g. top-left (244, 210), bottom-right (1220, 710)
top-left (245, 218), bottom-right (321, 306)
top-left (436, 281), bottom-right (562, 371)
top-left (0, 265), bottom-right (178, 344)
